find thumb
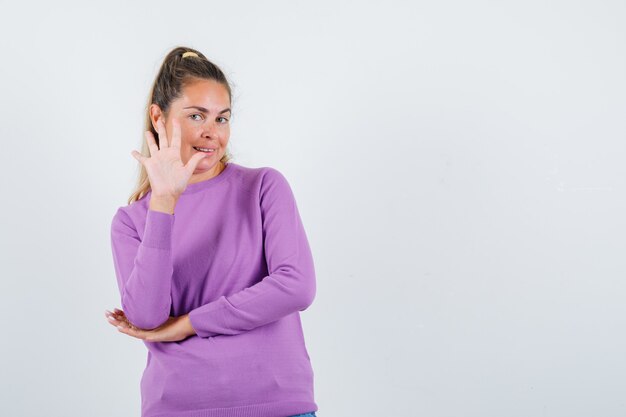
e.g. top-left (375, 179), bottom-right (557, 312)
top-left (185, 151), bottom-right (210, 175)
top-left (131, 150), bottom-right (146, 164)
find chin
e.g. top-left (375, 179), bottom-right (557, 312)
top-left (195, 158), bottom-right (218, 172)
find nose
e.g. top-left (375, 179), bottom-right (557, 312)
top-left (200, 117), bottom-right (217, 135)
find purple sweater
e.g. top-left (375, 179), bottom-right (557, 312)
top-left (110, 162), bottom-right (318, 417)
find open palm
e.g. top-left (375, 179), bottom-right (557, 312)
top-left (132, 117), bottom-right (208, 198)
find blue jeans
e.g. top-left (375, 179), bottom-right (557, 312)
top-left (287, 413), bottom-right (316, 417)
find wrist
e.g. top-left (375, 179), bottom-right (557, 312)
top-left (149, 195), bottom-right (178, 214)
top-left (182, 314), bottom-right (197, 337)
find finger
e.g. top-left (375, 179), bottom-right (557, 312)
top-left (106, 314), bottom-right (120, 326)
top-left (116, 324), bottom-right (134, 337)
top-left (115, 315), bottom-right (133, 329)
top-left (131, 150), bottom-right (146, 164)
top-left (117, 323), bottom-right (145, 339)
top-left (156, 118), bottom-right (170, 148)
top-left (117, 315), bottom-right (134, 328)
top-left (110, 308), bottom-right (142, 330)
top-left (117, 314), bottom-right (141, 331)
top-left (171, 118), bottom-right (181, 149)
top-left (185, 152), bottom-right (210, 177)
top-left (144, 130), bottom-right (159, 156)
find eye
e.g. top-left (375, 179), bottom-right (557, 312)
top-left (217, 116), bottom-right (230, 123)
top-left (190, 113), bottom-right (203, 121)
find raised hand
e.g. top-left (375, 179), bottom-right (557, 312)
top-left (131, 118), bottom-right (209, 199)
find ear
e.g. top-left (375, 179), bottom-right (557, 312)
top-left (149, 104), bottom-right (164, 131)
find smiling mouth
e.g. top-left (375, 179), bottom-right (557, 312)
top-left (193, 146), bottom-right (216, 153)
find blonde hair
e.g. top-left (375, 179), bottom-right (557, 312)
top-left (127, 46), bottom-right (234, 204)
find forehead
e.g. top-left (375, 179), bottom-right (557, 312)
top-left (176, 79), bottom-right (230, 109)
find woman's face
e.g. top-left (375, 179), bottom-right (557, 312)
top-left (150, 78), bottom-right (231, 179)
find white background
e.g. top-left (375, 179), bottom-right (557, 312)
top-left (1, 1), bottom-right (625, 416)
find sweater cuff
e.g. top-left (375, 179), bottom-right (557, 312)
top-left (142, 209), bottom-right (175, 249)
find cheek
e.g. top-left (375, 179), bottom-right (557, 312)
top-left (180, 129), bottom-right (195, 147)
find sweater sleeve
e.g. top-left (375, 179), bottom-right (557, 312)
top-left (188, 168), bottom-right (316, 338)
top-left (110, 207), bottom-right (175, 330)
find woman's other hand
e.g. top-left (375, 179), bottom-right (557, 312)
top-left (104, 308), bottom-right (197, 342)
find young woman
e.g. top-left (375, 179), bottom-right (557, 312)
top-left (104, 46), bottom-right (318, 417)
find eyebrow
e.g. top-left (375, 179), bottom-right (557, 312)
top-left (183, 106), bottom-right (231, 114)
